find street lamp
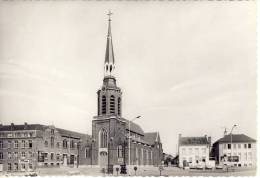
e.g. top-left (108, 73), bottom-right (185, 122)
top-left (77, 141), bottom-right (81, 168)
top-left (230, 124), bottom-right (237, 163)
top-left (128, 116), bottom-right (141, 172)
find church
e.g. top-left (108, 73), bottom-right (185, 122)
top-left (91, 12), bottom-right (163, 168)
top-left (0, 13), bottom-right (163, 172)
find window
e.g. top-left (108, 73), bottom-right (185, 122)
top-left (234, 144), bottom-right (236, 149)
top-left (14, 163), bottom-right (18, 171)
top-left (56, 154), bottom-right (60, 161)
top-left (22, 140), bottom-right (26, 148)
top-left (195, 148), bottom-right (199, 155)
top-left (228, 144), bottom-right (231, 149)
top-left (51, 129), bottom-right (55, 135)
top-left (248, 143), bottom-right (251, 149)
top-left (244, 153), bottom-right (247, 161)
top-left (29, 163), bottom-right (33, 170)
top-left (248, 152), bottom-right (252, 161)
top-left (51, 137), bottom-right (54, 148)
top-left (189, 157), bottom-right (192, 163)
top-left (0, 152), bottom-right (3, 159)
top-left (85, 148), bottom-right (90, 158)
top-left (28, 140), bottom-right (32, 148)
top-left (56, 142), bottom-right (60, 148)
top-left (202, 148), bottom-right (206, 154)
top-left (238, 144), bottom-right (241, 149)
top-left (45, 141), bottom-right (48, 147)
top-left (8, 141), bottom-right (12, 148)
top-left (14, 152), bottom-right (18, 159)
top-left (24, 132), bottom-right (28, 137)
top-left (21, 163), bottom-right (26, 170)
top-left (117, 145), bottom-right (123, 158)
top-left (8, 152), bottom-right (11, 159)
top-left (110, 95), bottom-right (115, 114)
top-left (14, 140), bottom-right (18, 148)
top-left (28, 151), bottom-right (33, 158)
top-left (244, 144), bottom-right (247, 149)
top-left (70, 140), bottom-right (74, 149)
top-left (118, 97), bottom-right (121, 115)
top-left (29, 132), bottom-right (33, 137)
top-left (99, 129), bottom-right (108, 148)
top-left (189, 148), bottom-right (192, 154)
top-left (102, 95), bottom-right (106, 114)
top-left (0, 141), bottom-right (3, 148)
top-left (8, 163), bottom-right (12, 171)
top-left (51, 153), bottom-right (54, 160)
top-left (182, 148), bottom-right (186, 155)
top-left (21, 152), bottom-right (26, 158)
top-left (63, 140), bottom-right (67, 148)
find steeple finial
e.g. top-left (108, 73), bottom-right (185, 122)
top-left (104, 10), bottom-right (115, 76)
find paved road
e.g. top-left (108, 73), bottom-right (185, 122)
top-left (1, 166), bottom-right (257, 176)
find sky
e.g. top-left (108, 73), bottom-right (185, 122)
top-left (0, 1), bottom-right (256, 155)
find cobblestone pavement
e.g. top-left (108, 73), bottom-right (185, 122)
top-left (0, 166), bottom-right (257, 176)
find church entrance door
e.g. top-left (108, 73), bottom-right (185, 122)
top-left (99, 151), bottom-right (108, 168)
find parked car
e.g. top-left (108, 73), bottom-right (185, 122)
top-left (215, 164), bottom-right (223, 169)
top-left (205, 164), bottom-right (213, 169)
top-left (196, 164), bottom-right (204, 170)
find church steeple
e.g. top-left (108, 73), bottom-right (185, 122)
top-left (104, 11), bottom-right (115, 77)
top-left (97, 11), bottom-right (122, 117)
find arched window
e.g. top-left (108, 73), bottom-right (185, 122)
top-left (51, 137), bottom-right (54, 147)
top-left (110, 95), bottom-right (115, 114)
top-left (99, 129), bottom-right (108, 148)
top-left (102, 95), bottom-right (106, 114)
top-left (117, 145), bottom-right (123, 158)
top-left (118, 97), bottom-right (121, 115)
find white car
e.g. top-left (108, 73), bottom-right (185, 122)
top-left (215, 164), bottom-right (223, 169)
top-left (196, 164), bottom-right (204, 170)
top-left (205, 164), bottom-right (213, 169)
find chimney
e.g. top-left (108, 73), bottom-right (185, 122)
top-left (11, 123), bottom-right (14, 131)
top-left (0, 123), bottom-right (3, 129)
top-left (208, 136), bottom-right (211, 145)
top-left (24, 122), bottom-right (28, 129)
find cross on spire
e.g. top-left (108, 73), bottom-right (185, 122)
top-left (107, 10), bottom-right (113, 21)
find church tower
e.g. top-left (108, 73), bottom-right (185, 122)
top-left (97, 11), bottom-right (122, 117)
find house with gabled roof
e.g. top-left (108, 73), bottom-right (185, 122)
top-left (178, 134), bottom-right (211, 168)
top-left (212, 134), bottom-right (256, 167)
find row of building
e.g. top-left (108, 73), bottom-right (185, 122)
top-left (178, 133), bottom-right (256, 168)
top-left (0, 13), bottom-right (163, 172)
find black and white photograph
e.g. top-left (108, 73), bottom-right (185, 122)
top-left (0, 0), bottom-right (257, 176)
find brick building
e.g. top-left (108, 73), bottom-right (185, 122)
top-left (0, 123), bottom-right (91, 172)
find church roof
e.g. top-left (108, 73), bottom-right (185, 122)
top-left (121, 118), bottom-right (144, 135)
top-left (144, 132), bottom-right (159, 145)
top-left (179, 136), bottom-right (210, 146)
top-left (214, 134), bottom-right (256, 144)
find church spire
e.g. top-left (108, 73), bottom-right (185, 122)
top-left (104, 11), bottom-right (115, 76)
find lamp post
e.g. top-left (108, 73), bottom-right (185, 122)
top-left (91, 138), bottom-right (95, 167)
top-left (230, 124), bottom-right (237, 163)
top-left (77, 141), bottom-right (81, 168)
top-left (128, 116), bottom-right (141, 174)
